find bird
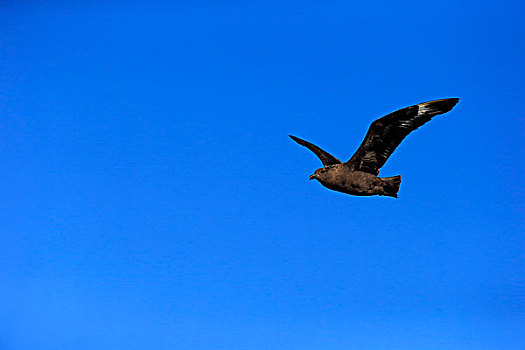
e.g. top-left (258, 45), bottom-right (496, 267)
top-left (289, 98), bottom-right (460, 198)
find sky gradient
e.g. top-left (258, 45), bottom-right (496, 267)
top-left (1, 1), bottom-right (524, 349)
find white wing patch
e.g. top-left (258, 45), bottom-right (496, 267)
top-left (417, 102), bottom-right (432, 115)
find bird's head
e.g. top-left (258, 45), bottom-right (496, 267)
top-left (309, 167), bottom-right (331, 181)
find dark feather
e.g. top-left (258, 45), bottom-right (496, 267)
top-left (289, 135), bottom-right (342, 167)
top-left (345, 98), bottom-right (459, 175)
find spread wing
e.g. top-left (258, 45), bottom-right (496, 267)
top-left (289, 135), bottom-right (342, 167)
top-left (345, 98), bottom-right (459, 175)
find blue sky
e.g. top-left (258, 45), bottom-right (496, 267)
top-left (1, 1), bottom-right (523, 349)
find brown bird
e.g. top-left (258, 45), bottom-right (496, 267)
top-left (289, 98), bottom-right (459, 197)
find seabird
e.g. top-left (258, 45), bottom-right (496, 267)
top-left (289, 98), bottom-right (460, 197)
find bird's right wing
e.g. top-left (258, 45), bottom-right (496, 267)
top-left (289, 135), bottom-right (342, 167)
top-left (345, 98), bottom-right (459, 175)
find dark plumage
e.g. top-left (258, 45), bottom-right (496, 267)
top-left (289, 98), bottom-right (460, 197)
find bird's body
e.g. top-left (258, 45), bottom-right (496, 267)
top-left (290, 98), bottom-right (459, 197)
top-left (309, 165), bottom-right (401, 197)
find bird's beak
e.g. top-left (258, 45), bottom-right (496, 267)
top-left (309, 174), bottom-right (316, 180)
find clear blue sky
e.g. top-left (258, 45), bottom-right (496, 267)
top-left (1, 1), bottom-right (523, 349)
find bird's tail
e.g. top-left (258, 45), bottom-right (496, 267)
top-left (381, 175), bottom-right (401, 198)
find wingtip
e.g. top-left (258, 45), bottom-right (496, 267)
top-left (418, 97), bottom-right (460, 115)
top-left (431, 97), bottom-right (460, 104)
top-left (443, 97), bottom-right (460, 109)
top-left (445, 97), bottom-right (460, 110)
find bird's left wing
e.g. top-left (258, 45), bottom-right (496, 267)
top-left (345, 98), bottom-right (459, 175)
top-left (289, 135), bottom-right (342, 167)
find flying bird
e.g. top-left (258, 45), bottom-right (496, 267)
top-left (289, 98), bottom-right (459, 197)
